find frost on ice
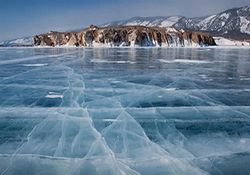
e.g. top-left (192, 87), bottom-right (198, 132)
top-left (0, 47), bottom-right (250, 174)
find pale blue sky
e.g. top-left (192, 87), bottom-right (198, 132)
top-left (0, 0), bottom-right (249, 41)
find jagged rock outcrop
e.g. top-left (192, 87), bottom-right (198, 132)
top-left (34, 25), bottom-right (216, 47)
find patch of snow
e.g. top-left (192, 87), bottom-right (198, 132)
top-left (22, 63), bottom-right (48, 67)
top-left (239, 17), bottom-right (250, 34)
top-left (219, 13), bottom-right (230, 20)
top-left (130, 40), bottom-right (135, 47)
top-left (140, 21), bottom-right (150, 26)
top-left (126, 21), bottom-right (141, 26)
top-left (214, 37), bottom-right (249, 46)
top-left (166, 28), bottom-right (178, 33)
top-left (198, 15), bottom-right (216, 29)
top-left (102, 119), bottom-right (117, 122)
top-left (159, 59), bottom-right (210, 64)
top-left (160, 16), bottom-right (182, 27)
top-left (91, 59), bottom-right (136, 64)
top-left (101, 23), bottom-right (111, 27)
top-left (9, 39), bottom-right (25, 44)
top-left (45, 94), bottom-right (63, 98)
top-left (165, 88), bottom-right (176, 91)
top-left (3, 37), bottom-right (33, 46)
top-left (173, 59), bottom-right (210, 64)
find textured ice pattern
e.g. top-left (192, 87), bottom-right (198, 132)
top-left (0, 47), bottom-right (250, 175)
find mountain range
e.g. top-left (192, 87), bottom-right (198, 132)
top-left (102, 5), bottom-right (250, 40)
top-left (0, 5), bottom-right (249, 46)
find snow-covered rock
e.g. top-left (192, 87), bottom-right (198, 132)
top-left (214, 37), bottom-right (249, 46)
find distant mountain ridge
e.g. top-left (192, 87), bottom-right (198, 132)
top-left (0, 37), bottom-right (33, 47)
top-left (102, 5), bottom-right (250, 39)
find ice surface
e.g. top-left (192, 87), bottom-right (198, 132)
top-left (0, 47), bottom-right (250, 174)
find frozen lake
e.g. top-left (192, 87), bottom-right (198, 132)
top-left (0, 47), bottom-right (250, 174)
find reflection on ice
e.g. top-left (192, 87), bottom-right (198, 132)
top-left (0, 47), bottom-right (250, 174)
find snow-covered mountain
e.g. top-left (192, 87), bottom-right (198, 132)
top-left (196, 6), bottom-right (250, 37)
top-left (102, 5), bottom-right (250, 39)
top-left (102, 16), bottom-right (199, 30)
top-left (0, 37), bottom-right (33, 47)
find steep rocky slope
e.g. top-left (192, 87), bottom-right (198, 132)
top-left (34, 25), bottom-right (215, 47)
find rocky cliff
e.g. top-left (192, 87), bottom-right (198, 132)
top-left (34, 25), bottom-right (216, 47)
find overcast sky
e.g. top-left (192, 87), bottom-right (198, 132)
top-left (0, 0), bottom-right (249, 41)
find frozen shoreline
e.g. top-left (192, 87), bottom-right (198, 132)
top-left (0, 45), bottom-right (250, 49)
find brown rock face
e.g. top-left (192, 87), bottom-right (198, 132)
top-left (34, 25), bottom-right (216, 47)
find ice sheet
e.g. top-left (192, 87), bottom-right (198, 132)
top-left (0, 47), bottom-right (250, 174)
